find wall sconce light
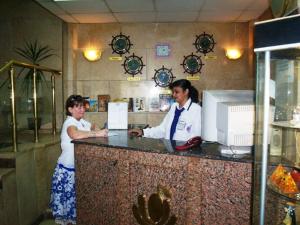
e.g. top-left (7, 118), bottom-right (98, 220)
top-left (83, 48), bottom-right (101, 61)
top-left (225, 48), bottom-right (243, 60)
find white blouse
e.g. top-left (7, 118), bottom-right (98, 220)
top-left (58, 116), bottom-right (91, 168)
top-left (143, 98), bottom-right (201, 141)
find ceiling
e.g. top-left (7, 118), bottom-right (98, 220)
top-left (35, 0), bottom-right (270, 23)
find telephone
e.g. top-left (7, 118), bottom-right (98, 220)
top-left (175, 136), bottom-right (202, 151)
top-left (130, 131), bottom-right (141, 137)
top-left (128, 129), bottom-right (143, 137)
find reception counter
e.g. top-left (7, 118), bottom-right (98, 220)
top-left (73, 130), bottom-right (253, 225)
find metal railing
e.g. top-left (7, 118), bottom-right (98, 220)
top-left (0, 60), bottom-right (61, 152)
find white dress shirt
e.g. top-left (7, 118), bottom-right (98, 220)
top-left (143, 98), bottom-right (201, 141)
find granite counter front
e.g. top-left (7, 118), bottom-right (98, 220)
top-left (73, 130), bottom-right (253, 225)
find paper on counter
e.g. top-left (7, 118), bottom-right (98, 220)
top-left (107, 102), bottom-right (128, 129)
top-left (108, 131), bottom-right (119, 137)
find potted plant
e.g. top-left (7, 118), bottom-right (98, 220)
top-left (14, 40), bottom-right (55, 129)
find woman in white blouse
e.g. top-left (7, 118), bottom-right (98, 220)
top-left (50, 95), bottom-right (108, 225)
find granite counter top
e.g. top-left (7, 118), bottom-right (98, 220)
top-left (73, 130), bottom-right (253, 163)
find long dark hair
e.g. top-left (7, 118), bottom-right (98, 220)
top-left (169, 79), bottom-right (199, 103)
top-left (65, 95), bottom-right (84, 116)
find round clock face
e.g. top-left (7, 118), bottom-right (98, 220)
top-left (199, 36), bottom-right (212, 49)
top-left (186, 57), bottom-right (199, 73)
top-left (127, 58), bottom-right (140, 73)
top-left (181, 53), bottom-right (203, 75)
top-left (194, 32), bottom-right (216, 55)
top-left (158, 71), bottom-right (171, 84)
top-left (122, 53), bottom-right (145, 76)
top-left (114, 38), bottom-right (127, 50)
top-left (110, 33), bottom-right (132, 56)
top-left (152, 66), bottom-right (175, 87)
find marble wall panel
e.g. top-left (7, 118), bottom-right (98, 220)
top-left (76, 80), bottom-right (109, 98)
top-left (16, 150), bottom-right (38, 225)
top-left (147, 112), bottom-right (166, 127)
top-left (128, 112), bottom-right (147, 125)
top-left (76, 153), bottom-right (119, 225)
top-left (199, 159), bottom-right (252, 225)
top-left (84, 110), bottom-right (165, 128)
top-left (84, 112), bottom-right (107, 128)
top-left (1, 169), bottom-right (19, 225)
top-left (186, 157), bottom-right (203, 225)
top-left (108, 80), bottom-right (161, 100)
top-left (128, 163), bottom-right (187, 225)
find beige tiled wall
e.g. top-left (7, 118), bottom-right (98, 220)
top-left (84, 112), bottom-right (166, 128)
top-left (64, 22), bottom-right (254, 127)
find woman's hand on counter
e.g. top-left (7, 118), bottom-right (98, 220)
top-left (90, 129), bottom-right (108, 137)
top-left (128, 128), bottom-right (143, 137)
top-left (91, 123), bottom-right (101, 131)
top-left (67, 126), bottom-right (108, 139)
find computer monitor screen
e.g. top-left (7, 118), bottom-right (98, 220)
top-left (201, 90), bottom-right (255, 142)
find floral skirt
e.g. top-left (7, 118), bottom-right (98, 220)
top-left (50, 163), bottom-right (76, 225)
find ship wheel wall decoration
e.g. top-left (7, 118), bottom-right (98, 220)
top-left (122, 53), bottom-right (145, 76)
top-left (193, 32), bottom-right (216, 55)
top-left (152, 66), bottom-right (175, 87)
top-left (109, 32), bottom-right (133, 56)
top-left (181, 53), bottom-right (204, 75)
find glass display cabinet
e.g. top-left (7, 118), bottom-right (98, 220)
top-left (253, 15), bottom-right (300, 225)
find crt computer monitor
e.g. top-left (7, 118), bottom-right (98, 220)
top-left (201, 90), bottom-right (255, 142)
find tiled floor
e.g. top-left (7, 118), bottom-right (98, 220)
top-left (37, 209), bottom-right (57, 225)
top-left (39, 219), bottom-right (57, 225)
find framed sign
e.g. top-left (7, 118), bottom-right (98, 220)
top-left (156, 44), bottom-right (170, 57)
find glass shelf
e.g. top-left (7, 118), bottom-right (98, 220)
top-left (267, 180), bottom-right (300, 202)
top-left (272, 121), bottom-right (300, 129)
top-left (267, 164), bottom-right (300, 202)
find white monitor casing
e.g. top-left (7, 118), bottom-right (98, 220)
top-left (217, 102), bottom-right (255, 146)
top-left (201, 90), bottom-right (255, 142)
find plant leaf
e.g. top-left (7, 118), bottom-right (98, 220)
top-left (12, 40), bottom-right (56, 98)
top-left (15, 48), bottom-right (34, 62)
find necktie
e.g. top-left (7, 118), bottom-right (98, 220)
top-left (170, 107), bottom-right (185, 140)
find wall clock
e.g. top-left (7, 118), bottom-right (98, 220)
top-left (122, 53), bottom-right (145, 76)
top-left (193, 32), bottom-right (216, 55)
top-left (109, 32), bottom-right (133, 56)
top-left (181, 53), bottom-right (203, 75)
top-left (152, 66), bottom-right (175, 87)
